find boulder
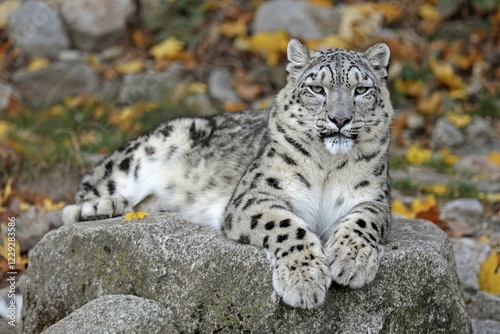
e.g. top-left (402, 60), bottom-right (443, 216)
top-left (7, 1), bottom-right (70, 57)
top-left (42, 295), bottom-right (175, 333)
top-left (21, 214), bottom-right (471, 333)
top-left (431, 117), bottom-right (465, 148)
top-left (467, 291), bottom-right (500, 322)
top-left (59, 0), bottom-right (135, 51)
top-left (12, 61), bottom-right (99, 106)
top-left (252, 0), bottom-right (341, 40)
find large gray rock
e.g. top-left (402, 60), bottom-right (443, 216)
top-left (467, 291), bottom-right (500, 322)
top-left (42, 295), bottom-right (175, 333)
top-left (21, 214), bottom-right (471, 333)
top-left (7, 1), bottom-right (70, 57)
top-left (12, 61), bottom-right (99, 106)
top-left (252, 0), bottom-right (341, 40)
top-left (431, 118), bottom-right (465, 148)
top-left (59, 0), bottom-right (135, 51)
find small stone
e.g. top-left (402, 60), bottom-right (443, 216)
top-left (57, 49), bottom-right (85, 62)
top-left (252, 0), bottom-right (341, 40)
top-left (208, 67), bottom-right (241, 104)
top-left (0, 79), bottom-right (18, 111)
top-left (450, 238), bottom-right (491, 296)
top-left (406, 111), bottom-right (426, 131)
top-left (59, 0), bottom-right (136, 51)
top-left (467, 291), bottom-right (500, 322)
top-left (118, 64), bottom-right (184, 104)
top-left (7, 1), bottom-right (70, 57)
top-left (440, 198), bottom-right (484, 234)
top-left (455, 155), bottom-right (500, 181)
top-left (12, 61), bottom-right (99, 107)
top-left (431, 118), bottom-right (465, 148)
top-left (467, 117), bottom-right (493, 148)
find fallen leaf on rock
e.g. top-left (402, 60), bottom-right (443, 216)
top-left (115, 59), bottom-right (145, 74)
top-left (124, 212), bottom-right (149, 221)
top-left (439, 147), bottom-right (459, 165)
top-left (392, 195), bottom-right (440, 224)
top-left (42, 198), bottom-right (65, 211)
top-left (478, 250), bottom-right (500, 295)
top-left (423, 184), bottom-right (449, 196)
top-left (220, 19), bottom-right (248, 38)
top-left (308, 0), bottom-right (333, 7)
top-left (27, 57), bottom-right (50, 72)
top-left (1, 177), bottom-right (12, 207)
top-left (446, 113), bottom-right (472, 128)
top-left (418, 3), bottom-right (440, 21)
top-left (416, 92), bottom-right (441, 113)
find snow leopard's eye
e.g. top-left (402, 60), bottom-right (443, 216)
top-left (308, 85), bottom-right (325, 96)
top-left (354, 86), bottom-right (370, 96)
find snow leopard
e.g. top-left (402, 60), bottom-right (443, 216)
top-left (63, 39), bottom-right (394, 309)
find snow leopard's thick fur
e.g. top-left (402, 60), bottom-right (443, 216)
top-left (63, 39), bottom-right (394, 309)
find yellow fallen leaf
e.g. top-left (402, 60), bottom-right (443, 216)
top-left (116, 59), bottom-right (145, 74)
top-left (416, 92), bottom-right (441, 114)
top-left (446, 113), bottom-right (471, 128)
top-left (478, 250), bottom-right (500, 295)
top-left (479, 192), bottom-right (500, 204)
top-left (374, 3), bottom-right (402, 23)
top-left (235, 31), bottom-right (289, 66)
top-left (418, 3), bottom-right (440, 21)
top-left (405, 145), bottom-right (432, 165)
top-left (0, 121), bottom-right (12, 140)
top-left (306, 34), bottom-right (350, 51)
top-left (150, 37), bottom-right (185, 61)
top-left (124, 212), bottom-right (150, 221)
top-left (27, 57), bottom-right (50, 72)
top-left (1, 177), bottom-right (12, 207)
top-left (439, 147), bottom-right (459, 165)
top-left (411, 194), bottom-right (437, 214)
top-left (394, 78), bottom-right (426, 98)
top-left (220, 19), bottom-right (248, 38)
top-left (391, 199), bottom-right (414, 218)
top-left (187, 82), bottom-right (207, 94)
top-left (423, 184), bottom-right (448, 196)
top-left (0, 236), bottom-right (29, 269)
top-left (487, 152), bottom-right (500, 166)
top-left (429, 56), bottom-right (466, 90)
top-left (42, 198), bottom-right (65, 211)
top-left (85, 54), bottom-right (100, 70)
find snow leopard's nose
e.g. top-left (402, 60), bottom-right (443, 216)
top-left (328, 115), bottom-right (352, 130)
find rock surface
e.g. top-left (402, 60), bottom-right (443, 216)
top-left (12, 61), bottom-right (99, 106)
top-left (42, 295), bottom-right (175, 333)
top-left (431, 118), bottom-right (465, 148)
top-left (21, 214), bottom-right (471, 333)
top-left (7, 1), bottom-right (70, 57)
top-left (59, 0), bottom-right (135, 51)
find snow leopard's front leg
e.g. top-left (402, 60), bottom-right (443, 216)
top-left (223, 180), bottom-right (331, 309)
top-left (326, 201), bottom-right (391, 288)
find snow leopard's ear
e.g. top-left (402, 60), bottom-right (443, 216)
top-left (286, 38), bottom-right (310, 79)
top-left (364, 42), bottom-right (390, 80)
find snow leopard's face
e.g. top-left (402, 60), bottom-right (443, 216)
top-left (283, 40), bottom-right (393, 155)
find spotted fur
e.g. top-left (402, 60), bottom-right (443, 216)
top-left (63, 39), bottom-right (394, 309)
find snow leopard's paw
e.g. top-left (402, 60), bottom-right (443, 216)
top-left (272, 243), bottom-right (331, 309)
top-left (62, 196), bottom-right (133, 224)
top-left (326, 225), bottom-right (382, 288)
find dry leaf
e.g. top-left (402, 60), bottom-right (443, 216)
top-left (235, 31), bottom-right (289, 66)
top-left (478, 250), bottom-right (500, 295)
top-left (486, 152), bottom-right (500, 166)
top-left (308, 0), bottom-right (333, 8)
top-left (150, 37), bottom-right (185, 61)
top-left (223, 101), bottom-right (248, 112)
top-left (405, 145), bottom-right (432, 165)
top-left (115, 59), bottom-right (145, 74)
top-left (418, 3), bottom-right (440, 21)
top-left (423, 184), bottom-right (449, 196)
top-left (306, 35), bottom-right (350, 51)
top-left (394, 78), bottom-right (426, 98)
top-left (446, 113), bottom-right (471, 128)
top-left (27, 57), bottom-right (50, 72)
top-left (439, 147), bottom-right (459, 165)
top-left (124, 212), bottom-right (149, 221)
top-left (429, 56), bottom-right (467, 90)
top-left (0, 236), bottom-right (28, 272)
top-left (1, 177), bottom-right (12, 207)
top-left (416, 92), bottom-right (441, 114)
top-left (220, 19), bottom-right (248, 38)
